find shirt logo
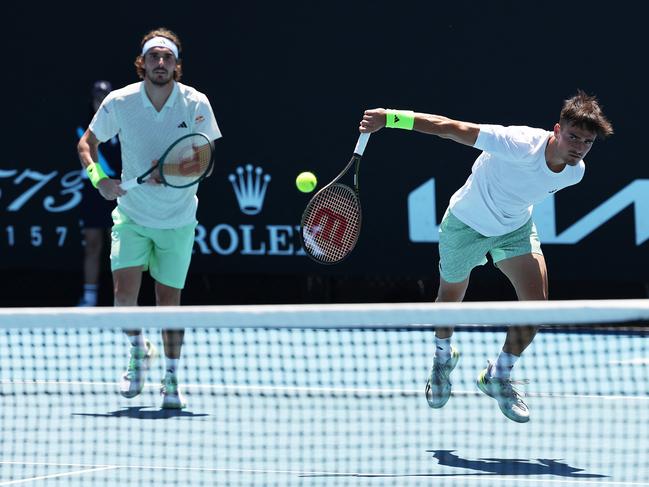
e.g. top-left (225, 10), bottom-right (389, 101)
top-left (177, 121), bottom-right (188, 128)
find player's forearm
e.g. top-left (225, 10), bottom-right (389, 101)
top-left (77, 132), bottom-right (100, 169)
top-left (78, 146), bottom-right (99, 169)
top-left (414, 114), bottom-right (480, 146)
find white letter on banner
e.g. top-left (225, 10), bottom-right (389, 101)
top-left (408, 178), bottom-right (649, 245)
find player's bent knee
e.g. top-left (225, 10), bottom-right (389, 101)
top-left (436, 278), bottom-right (469, 302)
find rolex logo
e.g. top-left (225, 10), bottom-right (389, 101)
top-left (228, 164), bottom-right (271, 215)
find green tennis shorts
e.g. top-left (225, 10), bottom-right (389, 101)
top-left (438, 209), bottom-right (542, 283)
top-left (110, 207), bottom-right (197, 289)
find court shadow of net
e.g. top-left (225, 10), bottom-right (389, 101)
top-left (73, 406), bottom-right (209, 419)
top-left (427, 450), bottom-right (607, 478)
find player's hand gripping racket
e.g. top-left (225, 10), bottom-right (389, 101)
top-left (120, 133), bottom-right (214, 190)
top-left (300, 132), bottom-right (370, 264)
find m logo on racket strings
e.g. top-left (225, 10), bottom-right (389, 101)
top-left (179, 151), bottom-right (202, 175)
top-left (309, 208), bottom-right (347, 247)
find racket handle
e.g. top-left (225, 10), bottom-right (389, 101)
top-left (120, 178), bottom-right (138, 190)
top-left (354, 132), bottom-right (371, 156)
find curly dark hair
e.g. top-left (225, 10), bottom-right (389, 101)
top-left (134, 27), bottom-right (183, 81)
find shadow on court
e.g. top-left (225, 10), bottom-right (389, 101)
top-left (428, 450), bottom-right (607, 478)
top-left (301, 449), bottom-right (607, 479)
top-left (72, 406), bottom-right (209, 419)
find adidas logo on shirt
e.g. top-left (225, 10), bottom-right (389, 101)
top-left (177, 121), bottom-right (188, 128)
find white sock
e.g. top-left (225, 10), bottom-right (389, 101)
top-left (127, 333), bottom-right (146, 350)
top-left (434, 336), bottom-right (452, 363)
top-left (492, 351), bottom-right (519, 380)
top-left (82, 284), bottom-right (98, 306)
top-left (165, 358), bottom-right (179, 376)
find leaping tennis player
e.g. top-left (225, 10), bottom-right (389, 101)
top-left (360, 91), bottom-right (613, 422)
top-left (77, 28), bottom-right (222, 409)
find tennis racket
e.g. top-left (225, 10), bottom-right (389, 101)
top-left (120, 133), bottom-right (214, 190)
top-left (300, 132), bottom-right (371, 264)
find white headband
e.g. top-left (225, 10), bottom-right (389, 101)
top-left (141, 36), bottom-right (179, 59)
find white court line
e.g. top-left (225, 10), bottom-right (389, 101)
top-left (1, 379), bottom-right (648, 401)
top-left (0, 466), bottom-right (117, 485)
top-left (0, 461), bottom-right (647, 487)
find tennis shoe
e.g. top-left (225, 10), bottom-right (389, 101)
top-left (477, 361), bottom-right (529, 423)
top-left (160, 373), bottom-right (187, 409)
top-left (425, 345), bottom-right (460, 408)
top-left (120, 340), bottom-right (158, 399)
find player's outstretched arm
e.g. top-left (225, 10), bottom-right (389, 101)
top-left (360, 108), bottom-right (480, 147)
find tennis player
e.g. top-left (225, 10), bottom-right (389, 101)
top-left (77, 28), bottom-right (222, 409)
top-left (359, 91), bottom-right (613, 422)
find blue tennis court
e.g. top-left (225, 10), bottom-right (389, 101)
top-left (1, 319), bottom-right (648, 486)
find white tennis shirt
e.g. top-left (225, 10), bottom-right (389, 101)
top-left (449, 124), bottom-right (585, 236)
top-left (89, 81), bottom-right (222, 228)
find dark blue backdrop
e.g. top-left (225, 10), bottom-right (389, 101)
top-left (2, 1), bottom-right (647, 304)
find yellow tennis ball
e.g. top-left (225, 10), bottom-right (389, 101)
top-left (296, 171), bottom-right (317, 193)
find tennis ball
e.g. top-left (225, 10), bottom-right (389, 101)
top-left (296, 171), bottom-right (317, 193)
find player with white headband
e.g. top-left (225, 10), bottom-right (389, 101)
top-left (141, 36), bottom-right (180, 59)
top-left (77, 27), bottom-right (222, 410)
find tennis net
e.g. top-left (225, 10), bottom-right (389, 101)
top-left (1, 300), bottom-right (648, 486)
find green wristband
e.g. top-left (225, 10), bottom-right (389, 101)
top-left (86, 162), bottom-right (108, 188)
top-left (385, 109), bottom-right (415, 130)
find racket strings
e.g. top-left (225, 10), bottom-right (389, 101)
top-left (302, 184), bottom-right (361, 263)
top-left (162, 135), bottom-right (212, 187)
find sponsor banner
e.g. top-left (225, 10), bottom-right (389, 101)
top-left (3, 155), bottom-right (648, 281)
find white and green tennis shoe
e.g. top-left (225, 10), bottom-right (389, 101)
top-left (120, 340), bottom-right (158, 399)
top-left (160, 373), bottom-right (187, 409)
top-left (477, 361), bottom-right (530, 423)
top-left (425, 346), bottom-right (460, 408)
